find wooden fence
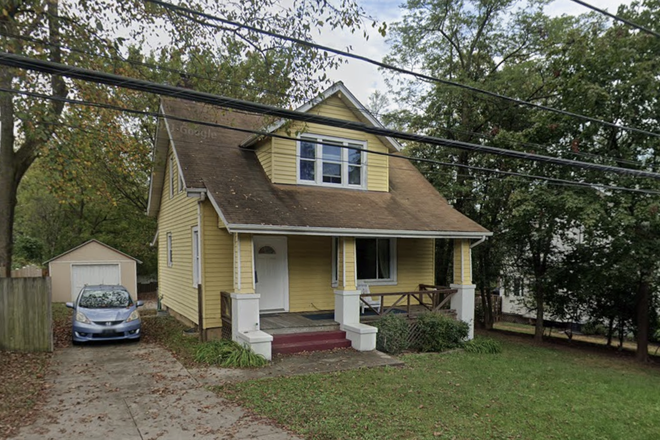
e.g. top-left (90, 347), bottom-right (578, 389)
top-left (0, 277), bottom-right (53, 352)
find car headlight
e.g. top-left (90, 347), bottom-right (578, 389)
top-left (126, 310), bottom-right (140, 323)
top-left (75, 311), bottom-right (91, 324)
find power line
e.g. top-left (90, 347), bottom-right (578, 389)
top-left (2, 31), bottom-right (647, 169)
top-left (6, 86), bottom-right (660, 196)
top-left (2, 50), bottom-right (659, 180)
top-left (568, 0), bottom-right (660, 39)
top-left (144, 0), bottom-right (660, 140)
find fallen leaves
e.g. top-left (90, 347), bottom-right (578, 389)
top-left (0, 351), bottom-right (51, 438)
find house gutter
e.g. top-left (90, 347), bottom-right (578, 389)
top-left (470, 236), bottom-right (488, 249)
top-left (226, 224), bottom-right (493, 239)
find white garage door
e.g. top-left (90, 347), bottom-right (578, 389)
top-left (71, 264), bottom-right (120, 301)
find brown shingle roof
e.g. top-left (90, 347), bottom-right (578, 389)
top-left (161, 98), bottom-right (489, 237)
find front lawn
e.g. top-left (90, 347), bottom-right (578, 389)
top-left (217, 333), bottom-right (660, 440)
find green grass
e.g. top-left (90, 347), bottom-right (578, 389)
top-left (216, 334), bottom-right (660, 440)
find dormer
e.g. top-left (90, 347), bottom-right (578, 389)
top-left (242, 82), bottom-right (402, 192)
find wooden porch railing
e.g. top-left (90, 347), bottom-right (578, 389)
top-left (360, 284), bottom-right (457, 317)
top-left (220, 291), bottom-right (232, 340)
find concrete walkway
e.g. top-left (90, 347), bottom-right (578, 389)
top-left (12, 344), bottom-right (302, 440)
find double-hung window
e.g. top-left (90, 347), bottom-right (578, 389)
top-left (298, 135), bottom-right (366, 188)
top-left (356, 238), bottom-right (396, 284)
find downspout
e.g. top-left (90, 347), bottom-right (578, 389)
top-left (470, 235), bottom-right (487, 249)
top-left (196, 192), bottom-right (206, 341)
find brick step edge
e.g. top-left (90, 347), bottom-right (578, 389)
top-left (272, 339), bottom-right (352, 355)
top-left (272, 330), bottom-right (346, 344)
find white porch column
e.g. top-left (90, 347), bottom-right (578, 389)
top-left (333, 237), bottom-right (377, 351)
top-left (230, 293), bottom-right (273, 360)
top-left (334, 289), bottom-right (361, 325)
top-left (451, 239), bottom-right (476, 340)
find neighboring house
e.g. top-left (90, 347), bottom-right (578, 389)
top-left (147, 82), bottom-right (490, 359)
top-left (46, 239), bottom-right (141, 302)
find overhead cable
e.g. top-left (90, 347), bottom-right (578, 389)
top-left (1, 50), bottom-right (659, 180)
top-left (5, 86), bottom-right (660, 195)
top-left (568, 0), bottom-right (660, 39)
top-left (143, 0), bottom-right (660, 139)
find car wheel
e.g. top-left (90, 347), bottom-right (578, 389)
top-left (72, 338), bottom-right (81, 346)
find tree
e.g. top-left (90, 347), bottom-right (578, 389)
top-left (0, 0), bottom-right (372, 274)
top-left (384, 0), bottom-right (576, 328)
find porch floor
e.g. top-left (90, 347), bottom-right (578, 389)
top-left (260, 311), bottom-right (339, 335)
top-left (260, 305), bottom-right (438, 335)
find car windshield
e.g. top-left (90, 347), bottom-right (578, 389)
top-left (78, 289), bottom-right (133, 308)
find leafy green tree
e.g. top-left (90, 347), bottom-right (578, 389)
top-left (0, 0), bottom-right (372, 274)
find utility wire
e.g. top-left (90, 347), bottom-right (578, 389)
top-left (2, 50), bottom-right (659, 180)
top-left (144, 0), bottom-right (660, 140)
top-left (6, 86), bottom-right (660, 196)
top-left (568, 0), bottom-right (660, 39)
top-left (2, 32), bottom-right (647, 169)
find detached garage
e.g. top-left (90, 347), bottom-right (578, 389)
top-left (47, 239), bottom-right (141, 302)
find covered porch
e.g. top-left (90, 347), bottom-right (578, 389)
top-left (224, 234), bottom-right (479, 360)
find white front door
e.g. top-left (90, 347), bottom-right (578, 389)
top-left (254, 236), bottom-right (288, 312)
top-left (71, 264), bottom-right (120, 301)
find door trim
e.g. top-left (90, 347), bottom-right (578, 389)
top-left (254, 235), bottom-right (289, 313)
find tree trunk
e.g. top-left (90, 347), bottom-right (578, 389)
top-left (606, 317), bottom-right (614, 347)
top-left (534, 286), bottom-right (544, 342)
top-left (0, 162), bottom-right (18, 277)
top-left (635, 280), bottom-right (650, 363)
top-left (484, 290), bottom-right (494, 330)
top-left (0, 66), bottom-right (16, 277)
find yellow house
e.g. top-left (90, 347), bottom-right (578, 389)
top-left (147, 83), bottom-right (490, 359)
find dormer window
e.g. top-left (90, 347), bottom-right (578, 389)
top-left (297, 135), bottom-right (366, 188)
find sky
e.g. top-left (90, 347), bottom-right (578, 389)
top-left (316, 0), bottom-right (636, 107)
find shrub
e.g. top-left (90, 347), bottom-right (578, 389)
top-left (194, 339), bottom-right (268, 368)
top-left (414, 313), bottom-right (469, 352)
top-left (374, 313), bottom-right (409, 354)
top-left (581, 321), bottom-right (607, 337)
top-left (464, 337), bottom-right (502, 354)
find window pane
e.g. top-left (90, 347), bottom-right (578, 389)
top-left (348, 166), bottom-right (361, 185)
top-left (322, 144), bottom-right (342, 162)
top-left (300, 141), bottom-right (316, 159)
top-left (356, 239), bottom-right (377, 280)
top-left (322, 163), bottom-right (341, 184)
top-left (300, 159), bottom-right (315, 181)
top-left (377, 239), bottom-right (391, 279)
top-left (348, 148), bottom-right (361, 165)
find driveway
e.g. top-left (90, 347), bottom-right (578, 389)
top-left (11, 343), bottom-right (301, 440)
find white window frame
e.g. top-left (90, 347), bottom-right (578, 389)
top-left (166, 232), bottom-right (173, 267)
top-left (297, 134), bottom-right (367, 189)
top-left (192, 227), bottom-right (201, 286)
top-left (331, 237), bottom-right (338, 287)
top-left (356, 238), bottom-right (397, 285)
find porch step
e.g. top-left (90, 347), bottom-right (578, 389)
top-left (272, 330), bottom-right (352, 355)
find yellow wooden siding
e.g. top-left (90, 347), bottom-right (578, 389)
top-left (200, 200), bottom-right (233, 328)
top-left (255, 139), bottom-right (273, 181)
top-left (270, 97), bottom-right (390, 191)
top-left (452, 239), bottom-right (472, 285)
top-left (158, 148), bottom-right (200, 324)
top-left (369, 239), bottom-right (435, 304)
top-left (287, 236), bottom-right (335, 312)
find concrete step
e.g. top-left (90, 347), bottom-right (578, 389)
top-left (272, 330), bottom-right (351, 355)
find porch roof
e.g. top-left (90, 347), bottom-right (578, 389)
top-left (152, 98), bottom-right (490, 239)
